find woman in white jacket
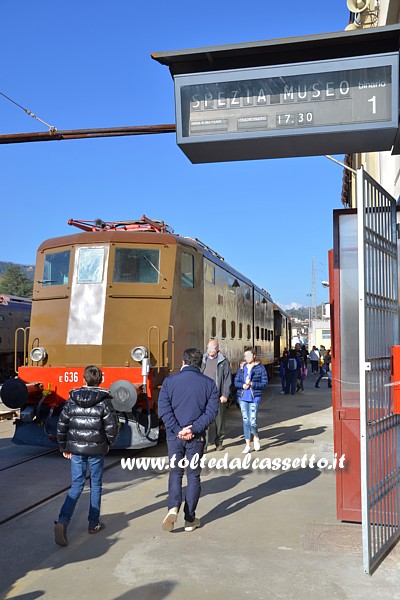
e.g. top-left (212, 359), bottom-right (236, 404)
top-left (309, 346), bottom-right (320, 374)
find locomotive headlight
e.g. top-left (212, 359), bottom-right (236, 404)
top-left (30, 346), bottom-right (47, 363)
top-left (130, 346), bottom-right (148, 362)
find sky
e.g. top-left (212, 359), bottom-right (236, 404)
top-left (0, 1), bottom-right (351, 309)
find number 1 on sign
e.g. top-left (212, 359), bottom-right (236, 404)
top-left (368, 96), bottom-right (376, 114)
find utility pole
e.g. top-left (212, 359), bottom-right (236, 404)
top-left (311, 257), bottom-right (317, 321)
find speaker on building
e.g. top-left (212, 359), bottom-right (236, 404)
top-left (346, 0), bottom-right (369, 13)
top-left (344, 22), bottom-right (358, 30)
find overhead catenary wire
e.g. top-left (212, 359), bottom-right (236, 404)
top-left (0, 91), bottom-right (58, 131)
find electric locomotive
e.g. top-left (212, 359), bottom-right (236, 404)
top-left (1, 216), bottom-right (290, 448)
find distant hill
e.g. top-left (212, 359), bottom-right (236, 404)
top-left (286, 304), bottom-right (326, 321)
top-left (0, 261), bottom-right (35, 281)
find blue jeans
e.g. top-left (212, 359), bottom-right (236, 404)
top-left (58, 454), bottom-right (104, 528)
top-left (316, 367), bottom-right (332, 387)
top-left (239, 400), bottom-right (259, 440)
top-left (166, 436), bottom-right (205, 522)
top-left (285, 371), bottom-right (298, 394)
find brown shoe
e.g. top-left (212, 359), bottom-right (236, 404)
top-left (88, 522), bottom-right (105, 534)
top-left (54, 521), bottom-right (68, 546)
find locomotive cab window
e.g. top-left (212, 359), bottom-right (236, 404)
top-left (113, 248), bottom-right (160, 284)
top-left (181, 252), bottom-right (194, 288)
top-left (77, 247), bottom-right (105, 283)
top-left (42, 250), bottom-right (71, 286)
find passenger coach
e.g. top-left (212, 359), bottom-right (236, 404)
top-left (0, 294), bottom-right (32, 383)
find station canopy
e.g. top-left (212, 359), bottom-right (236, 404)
top-left (152, 25), bottom-right (400, 163)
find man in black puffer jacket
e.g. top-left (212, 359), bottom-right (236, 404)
top-left (54, 365), bottom-right (119, 546)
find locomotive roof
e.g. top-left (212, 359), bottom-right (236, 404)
top-left (38, 227), bottom-right (273, 302)
top-left (37, 229), bottom-right (180, 252)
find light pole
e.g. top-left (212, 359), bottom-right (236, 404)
top-left (321, 281), bottom-right (329, 319)
top-left (306, 293), bottom-right (312, 346)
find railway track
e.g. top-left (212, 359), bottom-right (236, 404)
top-left (0, 448), bottom-right (58, 472)
top-left (0, 451), bottom-right (122, 526)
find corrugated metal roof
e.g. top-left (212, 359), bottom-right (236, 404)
top-left (152, 24), bottom-right (400, 76)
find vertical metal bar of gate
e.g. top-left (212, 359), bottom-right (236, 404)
top-left (357, 166), bottom-right (400, 574)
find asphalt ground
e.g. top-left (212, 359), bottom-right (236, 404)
top-left (1, 373), bottom-right (400, 600)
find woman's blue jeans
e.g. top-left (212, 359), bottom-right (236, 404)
top-left (58, 454), bottom-right (104, 528)
top-left (239, 400), bottom-right (259, 440)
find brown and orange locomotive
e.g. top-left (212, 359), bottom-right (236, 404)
top-left (1, 216), bottom-right (290, 449)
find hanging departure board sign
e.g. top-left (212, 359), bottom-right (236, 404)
top-left (172, 53), bottom-right (398, 163)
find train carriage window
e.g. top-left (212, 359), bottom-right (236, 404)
top-left (211, 317), bottom-right (217, 338)
top-left (77, 247), bottom-right (104, 283)
top-left (239, 323), bottom-right (243, 339)
top-left (231, 321), bottom-right (236, 339)
top-left (247, 324), bottom-right (251, 340)
top-left (222, 319), bottom-right (227, 339)
top-left (182, 253), bottom-right (194, 288)
top-left (261, 329), bottom-right (264, 341)
top-left (256, 326), bottom-right (260, 340)
top-left (42, 250), bottom-right (70, 286)
top-left (113, 248), bottom-right (160, 283)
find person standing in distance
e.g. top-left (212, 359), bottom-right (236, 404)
top-left (54, 365), bottom-right (119, 546)
top-left (309, 346), bottom-right (320, 375)
top-left (201, 339), bottom-right (232, 451)
top-left (234, 347), bottom-right (268, 453)
top-left (158, 348), bottom-right (219, 533)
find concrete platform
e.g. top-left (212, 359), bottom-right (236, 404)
top-left (1, 375), bottom-right (400, 600)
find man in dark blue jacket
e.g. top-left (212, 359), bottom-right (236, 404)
top-left (158, 347), bottom-right (219, 533)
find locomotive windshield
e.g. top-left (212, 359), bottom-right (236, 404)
top-left (42, 250), bottom-right (70, 286)
top-left (113, 248), bottom-right (160, 283)
top-left (77, 247), bottom-right (105, 283)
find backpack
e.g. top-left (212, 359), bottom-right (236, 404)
top-left (287, 358), bottom-right (297, 370)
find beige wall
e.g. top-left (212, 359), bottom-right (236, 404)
top-left (347, 0), bottom-right (400, 200)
